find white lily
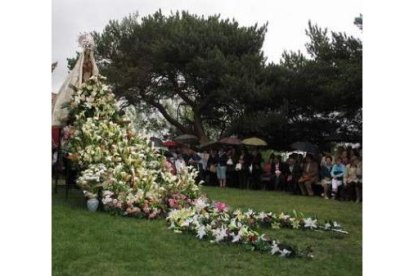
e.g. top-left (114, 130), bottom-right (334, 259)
top-left (212, 226), bottom-right (228, 242)
top-left (196, 225), bottom-right (206, 239)
top-left (246, 209), bottom-right (254, 216)
top-left (279, 249), bottom-right (291, 257)
top-left (303, 217), bottom-right (318, 229)
top-left (257, 212), bottom-right (267, 220)
top-left (271, 241), bottom-right (280, 255)
top-left (194, 198), bottom-right (208, 212)
top-left (231, 233), bottom-right (241, 243)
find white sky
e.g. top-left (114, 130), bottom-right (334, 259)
top-left (52, 0), bottom-right (362, 91)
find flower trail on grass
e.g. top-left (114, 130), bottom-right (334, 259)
top-left (166, 197), bottom-right (347, 258)
top-left (64, 74), bottom-right (348, 259)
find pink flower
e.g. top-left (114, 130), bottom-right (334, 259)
top-left (214, 202), bottom-right (228, 212)
top-left (148, 212), bottom-right (157, 219)
top-left (168, 198), bottom-right (178, 208)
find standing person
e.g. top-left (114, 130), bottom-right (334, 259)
top-left (331, 156), bottom-right (346, 200)
top-left (188, 149), bottom-right (203, 182)
top-left (273, 155), bottom-right (287, 191)
top-left (298, 154), bottom-right (319, 196)
top-left (251, 150), bottom-right (263, 190)
top-left (200, 150), bottom-right (209, 182)
top-left (236, 150), bottom-right (249, 189)
top-left (216, 148), bottom-right (228, 188)
top-left (206, 149), bottom-right (217, 186)
top-left (320, 156), bottom-right (334, 199)
top-left (286, 156), bottom-right (302, 194)
top-left (226, 148), bottom-right (236, 187)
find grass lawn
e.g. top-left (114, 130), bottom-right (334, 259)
top-left (53, 186), bottom-right (362, 276)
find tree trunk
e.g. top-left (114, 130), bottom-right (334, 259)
top-left (194, 112), bottom-right (209, 144)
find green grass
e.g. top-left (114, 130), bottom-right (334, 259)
top-left (53, 186), bottom-right (362, 276)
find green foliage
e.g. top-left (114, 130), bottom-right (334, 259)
top-left (227, 19), bottom-right (362, 149)
top-left (90, 10), bottom-right (268, 142)
top-left (68, 12), bottom-right (362, 148)
top-left (67, 51), bottom-right (80, 71)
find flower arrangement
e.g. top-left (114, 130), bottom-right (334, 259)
top-left (64, 74), bottom-right (348, 259)
top-left (166, 197), bottom-right (347, 258)
top-left (65, 75), bottom-right (201, 218)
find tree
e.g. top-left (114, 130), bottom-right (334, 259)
top-left (90, 11), bottom-right (267, 143)
top-left (227, 19), bottom-right (362, 149)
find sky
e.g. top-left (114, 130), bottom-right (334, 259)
top-left (52, 0), bottom-right (362, 92)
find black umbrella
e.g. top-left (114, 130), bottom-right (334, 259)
top-left (219, 136), bottom-right (241, 145)
top-left (290, 141), bottom-right (319, 154)
top-left (173, 134), bottom-right (199, 145)
top-left (199, 140), bottom-right (220, 150)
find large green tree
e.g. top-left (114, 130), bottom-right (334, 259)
top-left (227, 18), bottom-right (362, 149)
top-left (89, 11), bottom-right (267, 143)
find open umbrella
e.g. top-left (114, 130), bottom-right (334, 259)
top-left (290, 141), bottom-right (319, 154)
top-left (219, 136), bottom-right (241, 145)
top-left (163, 140), bottom-right (178, 148)
top-left (199, 140), bottom-right (220, 150)
top-left (242, 137), bottom-right (268, 146)
top-left (173, 134), bottom-right (199, 145)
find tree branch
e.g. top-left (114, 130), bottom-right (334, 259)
top-left (142, 93), bottom-right (192, 134)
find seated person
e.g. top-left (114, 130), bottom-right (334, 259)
top-left (286, 156), bottom-right (302, 194)
top-left (344, 156), bottom-right (362, 202)
top-left (273, 155), bottom-right (288, 191)
top-left (298, 154), bottom-right (319, 196)
top-left (320, 155), bottom-right (333, 199)
top-left (330, 156), bottom-right (346, 199)
top-left (260, 156), bottom-right (273, 190)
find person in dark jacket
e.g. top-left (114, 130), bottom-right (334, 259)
top-left (286, 156), bottom-right (302, 194)
top-left (236, 150), bottom-right (249, 189)
top-left (206, 149), bottom-right (218, 186)
top-left (216, 148), bottom-right (228, 188)
top-left (250, 150), bottom-right (263, 189)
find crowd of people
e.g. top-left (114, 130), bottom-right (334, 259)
top-left (164, 145), bottom-right (363, 203)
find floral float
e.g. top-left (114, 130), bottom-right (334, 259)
top-left (64, 75), bottom-right (348, 259)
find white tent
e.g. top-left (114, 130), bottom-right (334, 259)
top-left (52, 33), bottom-right (99, 126)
